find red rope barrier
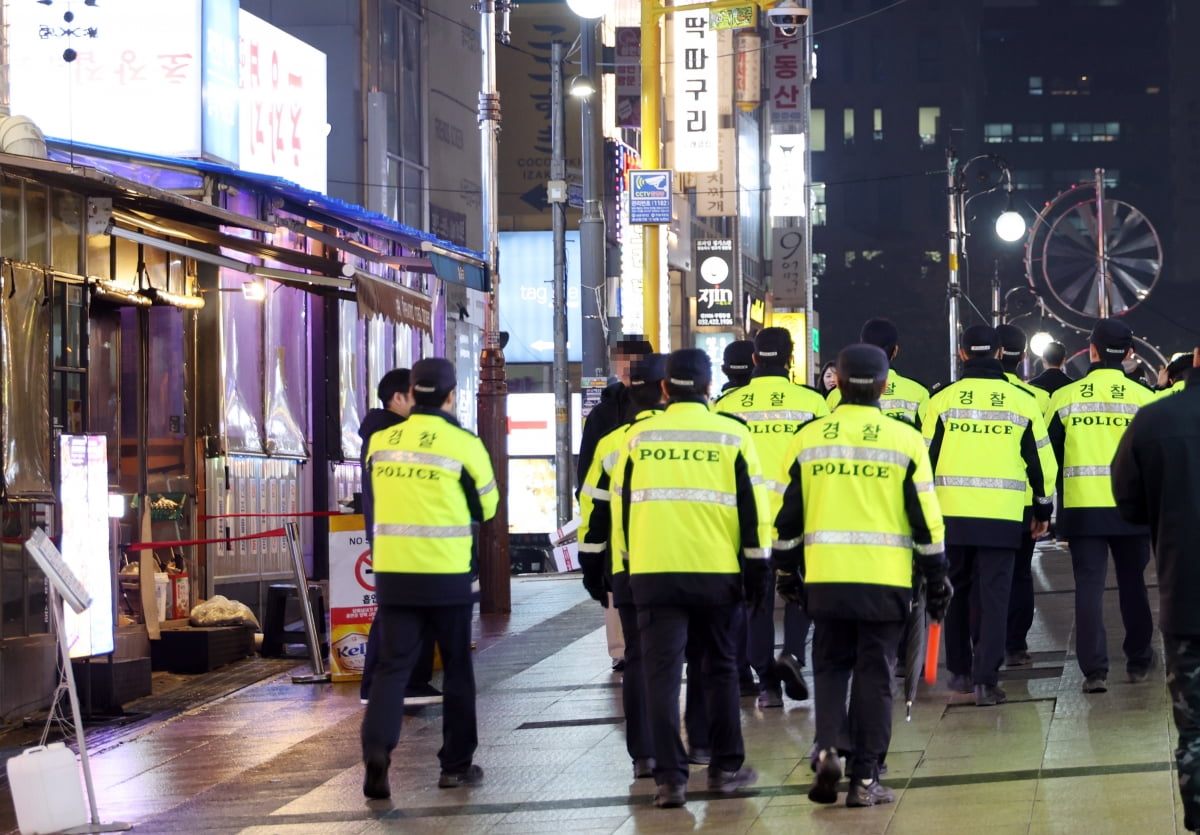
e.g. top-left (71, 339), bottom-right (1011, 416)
top-left (125, 527), bottom-right (287, 551)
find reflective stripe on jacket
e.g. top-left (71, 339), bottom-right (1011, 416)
top-left (830, 368), bottom-right (930, 428)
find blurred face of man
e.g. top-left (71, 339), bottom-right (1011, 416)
top-left (612, 351), bottom-right (636, 386)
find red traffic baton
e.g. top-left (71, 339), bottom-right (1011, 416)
top-left (924, 621), bottom-right (941, 684)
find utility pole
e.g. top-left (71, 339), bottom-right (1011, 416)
top-left (946, 147), bottom-right (963, 383)
top-left (476, 0), bottom-right (511, 614)
top-left (578, 17), bottom-right (607, 383)
top-left (548, 41), bottom-right (572, 528)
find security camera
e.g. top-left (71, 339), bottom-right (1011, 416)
top-left (767, 0), bottom-right (810, 37)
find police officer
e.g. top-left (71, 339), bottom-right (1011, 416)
top-left (713, 327), bottom-right (825, 707)
top-left (923, 325), bottom-right (1057, 706)
top-left (1045, 317), bottom-right (1157, 693)
top-left (361, 358), bottom-right (498, 799)
top-left (721, 340), bottom-right (755, 392)
top-left (827, 318), bottom-right (929, 427)
top-left (996, 324), bottom-right (1050, 668)
top-left (775, 344), bottom-right (951, 808)
top-left (578, 354), bottom-right (667, 780)
top-left (615, 349), bottom-right (770, 808)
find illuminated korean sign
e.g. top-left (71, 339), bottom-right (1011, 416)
top-left (695, 238), bottom-right (735, 327)
top-left (614, 27), bottom-right (641, 129)
top-left (769, 26), bottom-right (805, 124)
top-left (672, 12), bottom-right (719, 172)
top-left (769, 133), bottom-right (807, 217)
top-left (238, 11), bottom-right (328, 192)
top-left (59, 436), bottom-right (114, 658)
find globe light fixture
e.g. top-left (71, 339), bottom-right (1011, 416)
top-left (569, 74), bottom-right (595, 98)
top-left (565, 0), bottom-right (612, 19)
top-left (1030, 331), bottom-right (1054, 358)
top-left (995, 209), bottom-right (1026, 242)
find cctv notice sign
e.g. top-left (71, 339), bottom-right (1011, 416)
top-left (629, 169), bottom-right (673, 224)
top-left (694, 238), bottom-right (735, 328)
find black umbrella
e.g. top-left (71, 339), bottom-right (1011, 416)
top-left (903, 570), bottom-right (927, 721)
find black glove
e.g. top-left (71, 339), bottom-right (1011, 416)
top-left (925, 576), bottom-right (953, 622)
top-left (775, 569), bottom-right (804, 606)
top-left (581, 559), bottom-right (609, 606)
top-left (743, 560), bottom-right (772, 613)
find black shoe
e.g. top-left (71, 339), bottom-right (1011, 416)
top-left (775, 652), bottom-right (809, 701)
top-left (807, 748), bottom-right (841, 804)
top-left (1128, 650), bottom-right (1156, 683)
top-left (363, 752), bottom-right (390, 800)
top-left (974, 684), bottom-right (1007, 706)
top-left (757, 684), bottom-right (783, 708)
top-left (946, 672), bottom-right (972, 694)
top-left (611, 658), bottom-right (626, 672)
top-left (1082, 674), bottom-right (1108, 693)
top-left (438, 764), bottom-right (484, 788)
top-left (707, 765), bottom-right (758, 793)
top-left (1005, 649), bottom-right (1032, 667)
top-left (687, 746), bottom-right (712, 766)
top-left (846, 778), bottom-right (895, 808)
top-left (653, 783), bottom-right (687, 808)
top-left (633, 757), bottom-right (655, 779)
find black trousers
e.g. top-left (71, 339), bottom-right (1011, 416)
top-left (684, 625), bottom-right (710, 749)
top-left (1006, 528), bottom-right (1036, 653)
top-left (1068, 535), bottom-right (1153, 677)
top-left (360, 614), bottom-right (435, 700)
top-left (616, 603), bottom-right (653, 761)
top-left (747, 570), bottom-right (811, 678)
top-left (639, 602), bottom-right (743, 786)
top-left (361, 602), bottom-right (476, 773)
top-left (812, 618), bottom-right (903, 782)
top-left (944, 545), bottom-right (1015, 687)
top-left (1164, 634), bottom-right (1200, 832)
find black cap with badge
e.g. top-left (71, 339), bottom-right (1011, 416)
top-left (754, 327), bottom-right (793, 364)
top-left (630, 353), bottom-right (667, 386)
top-left (665, 348), bottom-right (712, 391)
top-left (960, 324), bottom-right (999, 358)
top-left (411, 357), bottom-right (457, 397)
top-left (722, 340), bottom-right (754, 373)
top-left (837, 344), bottom-right (890, 386)
top-left (1089, 317), bottom-right (1134, 358)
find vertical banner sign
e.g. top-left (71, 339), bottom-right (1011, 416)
top-left (773, 310), bottom-right (809, 386)
top-left (772, 227), bottom-right (806, 306)
top-left (735, 31), bottom-right (762, 111)
top-left (59, 436), bottom-right (113, 658)
top-left (614, 27), bottom-right (642, 129)
top-left (769, 133), bottom-right (807, 217)
top-left (328, 514), bottom-right (374, 682)
top-left (697, 128), bottom-right (737, 217)
top-left (769, 26), bottom-right (804, 124)
top-left (673, 13), bottom-right (719, 172)
top-left (695, 239), bottom-right (735, 327)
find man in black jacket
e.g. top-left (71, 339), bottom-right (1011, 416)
top-left (1112, 351), bottom-right (1200, 833)
top-left (1028, 341), bottom-right (1073, 394)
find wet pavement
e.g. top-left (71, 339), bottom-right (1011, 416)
top-left (0, 547), bottom-right (1189, 834)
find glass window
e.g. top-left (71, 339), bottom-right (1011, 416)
top-left (50, 190), bottom-right (82, 274)
top-left (24, 184), bottom-right (47, 265)
top-left (873, 108), bottom-right (883, 142)
top-left (1029, 76), bottom-right (1043, 96)
top-left (810, 109), bottom-right (826, 152)
top-left (811, 183), bottom-right (827, 227)
top-left (918, 106), bottom-right (940, 147)
top-left (843, 108), bottom-right (855, 144)
top-left (1, 176), bottom-right (21, 260)
top-left (984, 123), bottom-right (1013, 143)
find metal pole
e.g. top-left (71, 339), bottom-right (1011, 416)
top-left (946, 148), bottom-right (962, 382)
top-left (579, 17), bottom-right (607, 381)
top-left (640, 2), bottom-right (663, 348)
top-left (550, 41), bottom-right (571, 528)
top-left (1095, 167), bottom-right (1109, 318)
top-left (476, 0), bottom-right (511, 613)
top-left (991, 260), bottom-right (1001, 327)
top-left (285, 522), bottom-right (330, 684)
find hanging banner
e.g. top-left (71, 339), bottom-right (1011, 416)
top-left (614, 27), bottom-right (641, 129)
top-left (695, 238), bottom-right (735, 327)
top-left (772, 226), bottom-right (806, 306)
top-left (697, 128), bottom-right (737, 217)
top-left (769, 26), bottom-right (805, 124)
top-left (328, 514), bottom-right (374, 682)
top-left (769, 133), bottom-right (807, 218)
top-left (672, 12), bottom-right (719, 172)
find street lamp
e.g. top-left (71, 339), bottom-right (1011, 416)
top-left (945, 150), bottom-right (1024, 381)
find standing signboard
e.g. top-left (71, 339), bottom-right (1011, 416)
top-left (695, 239), bottom-right (735, 327)
top-left (328, 514), bottom-right (373, 682)
top-left (59, 436), bottom-right (113, 658)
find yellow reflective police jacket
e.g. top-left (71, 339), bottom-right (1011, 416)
top-left (614, 401), bottom-right (771, 607)
top-left (827, 368), bottom-right (930, 427)
top-left (773, 404), bottom-right (946, 621)
top-left (922, 359), bottom-right (1057, 548)
top-left (1045, 365), bottom-right (1155, 536)
top-left (577, 409), bottom-right (660, 606)
top-left (713, 371), bottom-right (828, 520)
top-left (1006, 371), bottom-right (1050, 414)
top-left (367, 408), bottom-right (498, 606)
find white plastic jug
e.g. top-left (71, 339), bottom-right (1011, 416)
top-left (6, 742), bottom-right (89, 834)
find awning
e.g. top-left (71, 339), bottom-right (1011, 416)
top-left (353, 271), bottom-right (433, 334)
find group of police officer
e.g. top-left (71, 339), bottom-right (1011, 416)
top-left (354, 313), bottom-right (1178, 811)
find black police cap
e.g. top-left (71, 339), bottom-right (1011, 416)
top-left (996, 324), bottom-right (1028, 359)
top-left (665, 348), bottom-right (712, 389)
top-left (411, 357), bottom-right (456, 394)
top-left (722, 340), bottom-right (754, 372)
top-left (837, 343), bottom-right (890, 385)
top-left (754, 327), bottom-right (793, 362)
top-left (630, 353), bottom-right (667, 386)
top-left (1089, 317), bottom-right (1133, 356)
top-left (961, 324), bottom-right (999, 357)
top-left (859, 318), bottom-right (899, 355)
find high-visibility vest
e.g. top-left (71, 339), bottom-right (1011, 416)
top-left (1006, 371), bottom-right (1050, 414)
top-left (830, 368), bottom-right (930, 427)
top-left (713, 373), bottom-right (828, 520)
top-left (1046, 367), bottom-right (1156, 511)
top-left (923, 371), bottom-right (1057, 546)
top-left (613, 401), bottom-right (771, 606)
top-left (368, 410), bottom-right (498, 603)
top-left (775, 404), bottom-right (945, 595)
